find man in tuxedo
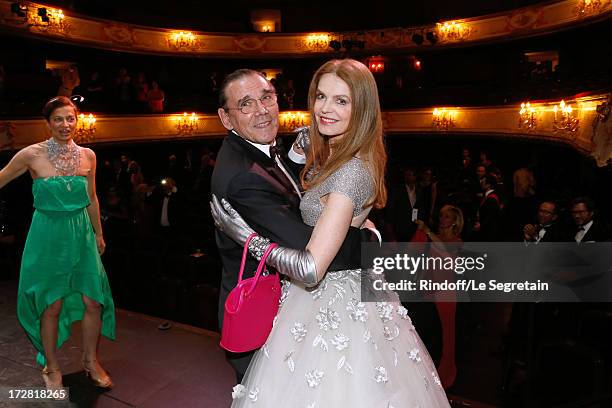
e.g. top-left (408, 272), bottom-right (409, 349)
top-left (571, 196), bottom-right (609, 243)
top-left (473, 175), bottom-right (502, 241)
top-left (523, 200), bottom-right (567, 243)
top-left (385, 167), bottom-right (426, 242)
top-left (148, 177), bottom-right (185, 239)
top-left (211, 69), bottom-right (366, 381)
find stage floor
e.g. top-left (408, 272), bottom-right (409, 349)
top-left (0, 278), bottom-right (504, 408)
top-left (0, 280), bottom-right (234, 407)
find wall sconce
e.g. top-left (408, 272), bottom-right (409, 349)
top-left (303, 33), bottom-right (331, 51)
top-left (279, 111), bottom-right (307, 131)
top-left (74, 113), bottom-right (96, 143)
top-left (436, 20), bottom-right (471, 42)
top-left (176, 112), bottom-right (199, 135)
top-left (369, 62), bottom-right (384, 73)
top-left (553, 100), bottom-right (579, 133)
top-left (432, 108), bottom-right (457, 130)
top-left (518, 102), bottom-right (538, 130)
top-left (169, 31), bottom-right (197, 49)
top-left (27, 6), bottom-right (67, 33)
top-left (368, 57), bottom-right (385, 73)
top-left (574, 0), bottom-right (607, 17)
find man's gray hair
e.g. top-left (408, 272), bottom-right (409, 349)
top-left (218, 69), bottom-right (269, 109)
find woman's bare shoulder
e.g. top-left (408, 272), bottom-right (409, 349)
top-left (16, 142), bottom-right (46, 159)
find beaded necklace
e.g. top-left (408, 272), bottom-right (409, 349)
top-left (46, 137), bottom-right (81, 191)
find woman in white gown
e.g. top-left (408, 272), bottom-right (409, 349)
top-left (212, 59), bottom-right (450, 407)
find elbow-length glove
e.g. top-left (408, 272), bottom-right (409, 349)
top-left (210, 195), bottom-right (319, 287)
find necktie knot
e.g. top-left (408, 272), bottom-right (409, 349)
top-left (270, 144), bottom-right (284, 160)
top-left (269, 145), bottom-right (279, 160)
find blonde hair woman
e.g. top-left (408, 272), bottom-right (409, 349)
top-left (415, 204), bottom-right (464, 389)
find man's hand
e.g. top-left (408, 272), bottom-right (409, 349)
top-left (523, 224), bottom-right (538, 241)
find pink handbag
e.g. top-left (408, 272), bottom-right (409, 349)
top-left (220, 233), bottom-right (280, 353)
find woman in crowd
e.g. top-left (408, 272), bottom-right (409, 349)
top-left (413, 204), bottom-right (464, 389)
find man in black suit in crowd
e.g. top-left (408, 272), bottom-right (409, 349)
top-left (523, 200), bottom-right (568, 243)
top-left (570, 196), bottom-right (609, 243)
top-left (384, 167), bottom-right (426, 242)
top-left (474, 175), bottom-right (502, 241)
top-left (211, 69), bottom-right (367, 381)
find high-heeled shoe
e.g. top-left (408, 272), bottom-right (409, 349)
top-left (82, 359), bottom-right (114, 389)
top-left (42, 366), bottom-right (67, 400)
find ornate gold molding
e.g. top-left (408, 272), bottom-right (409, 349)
top-left (4, 94), bottom-right (609, 166)
top-left (0, 0), bottom-right (609, 57)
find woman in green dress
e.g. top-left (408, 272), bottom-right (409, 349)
top-left (0, 96), bottom-right (115, 393)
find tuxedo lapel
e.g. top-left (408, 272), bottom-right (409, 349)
top-left (227, 131), bottom-right (300, 200)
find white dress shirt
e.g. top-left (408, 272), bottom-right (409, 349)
top-left (575, 220), bottom-right (593, 243)
top-left (239, 133), bottom-right (302, 197)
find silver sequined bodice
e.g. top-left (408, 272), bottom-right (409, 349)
top-left (299, 157), bottom-right (374, 226)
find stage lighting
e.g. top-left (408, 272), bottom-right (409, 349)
top-left (411, 33), bottom-right (424, 45)
top-left (425, 31), bottom-right (438, 45)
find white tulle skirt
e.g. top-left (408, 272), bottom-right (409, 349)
top-left (231, 270), bottom-right (451, 408)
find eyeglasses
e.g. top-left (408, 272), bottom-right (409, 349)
top-left (226, 93), bottom-right (277, 114)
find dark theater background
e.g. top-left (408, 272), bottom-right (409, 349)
top-left (0, 0), bottom-right (610, 406)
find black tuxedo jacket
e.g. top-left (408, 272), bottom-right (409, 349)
top-left (576, 221), bottom-right (610, 243)
top-left (211, 131), bottom-right (363, 325)
top-left (148, 189), bottom-right (185, 228)
top-left (384, 183), bottom-right (426, 242)
top-left (536, 222), bottom-right (570, 243)
top-left (477, 191), bottom-right (502, 241)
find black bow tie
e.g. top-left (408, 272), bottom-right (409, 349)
top-left (578, 226), bottom-right (585, 231)
top-left (269, 145), bottom-right (282, 160)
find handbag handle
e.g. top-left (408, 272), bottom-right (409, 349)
top-left (238, 233), bottom-right (258, 282)
top-left (246, 242), bottom-right (278, 296)
top-left (238, 233), bottom-right (279, 295)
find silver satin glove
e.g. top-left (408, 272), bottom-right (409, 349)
top-left (210, 195), bottom-right (254, 247)
top-left (266, 246), bottom-right (319, 287)
top-left (211, 195), bottom-right (320, 287)
top-left (293, 126), bottom-right (311, 156)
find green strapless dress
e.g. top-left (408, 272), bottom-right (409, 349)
top-left (17, 176), bottom-right (116, 366)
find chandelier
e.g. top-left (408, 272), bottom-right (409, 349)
top-left (552, 100), bottom-right (579, 133)
top-left (74, 113), bottom-right (96, 143)
top-left (169, 31), bottom-right (197, 49)
top-left (432, 108), bottom-right (457, 130)
top-left (518, 102), bottom-right (538, 130)
top-left (176, 112), bottom-right (199, 135)
top-left (303, 33), bottom-right (331, 51)
top-left (436, 20), bottom-right (471, 42)
top-left (279, 111), bottom-right (307, 131)
top-left (574, 0), bottom-right (608, 17)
